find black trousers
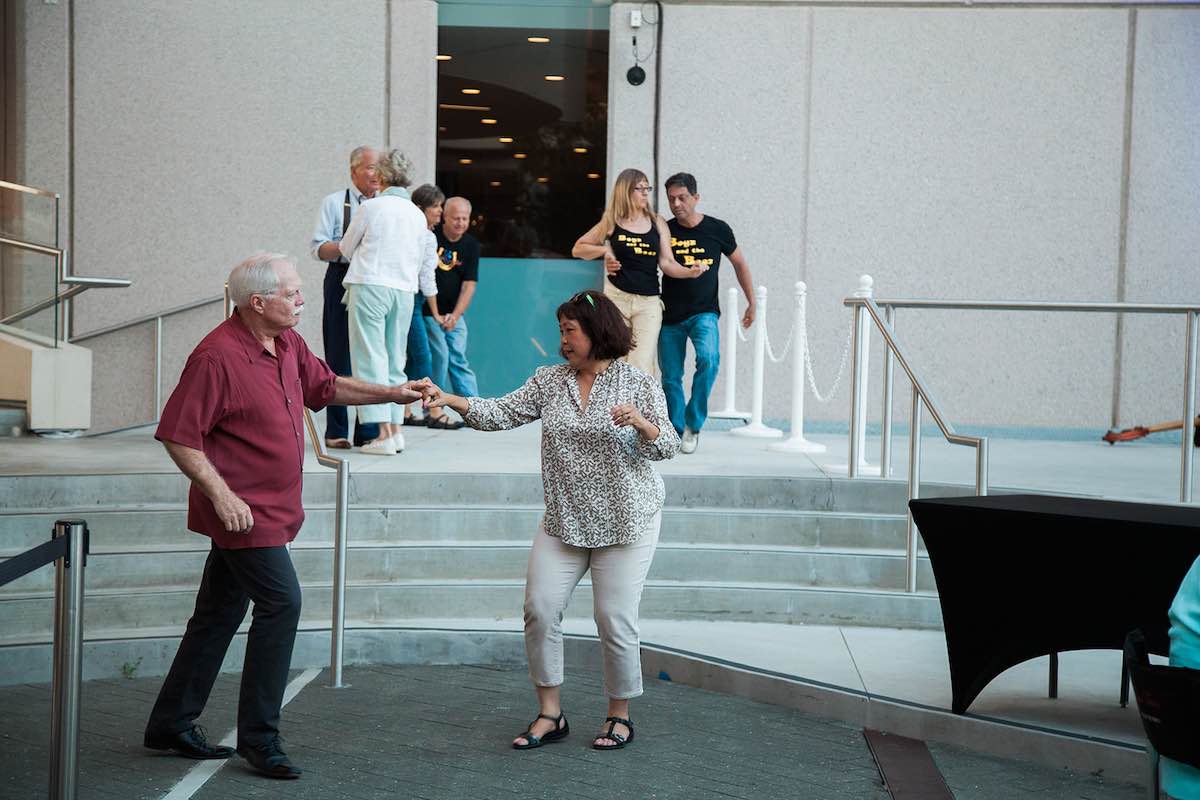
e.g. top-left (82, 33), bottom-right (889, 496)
top-left (146, 544), bottom-right (302, 747)
top-left (322, 263), bottom-right (378, 444)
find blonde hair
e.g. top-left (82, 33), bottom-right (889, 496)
top-left (599, 168), bottom-right (649, 238)
top-left (376, 149), bottom-right (414, 189)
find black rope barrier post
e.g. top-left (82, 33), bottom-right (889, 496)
top-left (48, 519), bottom-right (88, 800)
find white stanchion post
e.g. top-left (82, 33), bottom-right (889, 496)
top-left (769, 281), bottom-right (826, 453)
top-left (731, 285), bottom-right (783, 439)
top-left (710, 287), bottom-right (751, 420)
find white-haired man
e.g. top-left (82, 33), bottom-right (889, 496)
top-left (143, 253), bottom-right (430, 779)
top-left (310, 145), bottom-right (382, 448)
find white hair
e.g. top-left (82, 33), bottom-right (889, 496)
top-left (350, 145), bottom-right (376, 170)
top-left (227, 252), bottom-right (293, 308)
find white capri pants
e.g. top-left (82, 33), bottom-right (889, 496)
top-left (523, 512), bottom-right (661, 699)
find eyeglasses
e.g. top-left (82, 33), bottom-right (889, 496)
top-left (570, 291), bottom-right (597, 308)
top-left (632, 185), bottom-right (652, 194)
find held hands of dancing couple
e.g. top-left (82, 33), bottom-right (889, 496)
top-left (186, 377), bottom-right (435, 535)
top-left (422, 384), bottom-right (658, 441)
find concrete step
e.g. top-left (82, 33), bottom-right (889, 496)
top-left (0, 505), bottom-right (910, 553)
top-left (0, 541), bottom-right (937, 595)
top-left (0, 579), bottom-right (942, 644)
top-left (0, 471), bottom-right (973, 514)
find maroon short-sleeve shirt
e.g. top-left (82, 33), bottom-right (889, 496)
top-left (156, 312), bottom-right (338, 549)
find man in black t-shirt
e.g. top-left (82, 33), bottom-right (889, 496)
top-left (659, 173), bottom-right (756, 454)
top-left (422, 196), bottom-right (480, 426)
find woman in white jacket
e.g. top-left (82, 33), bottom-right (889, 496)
top-left (339, 149), bottom-right (439, 455)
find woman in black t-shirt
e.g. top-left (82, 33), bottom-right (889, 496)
top-left (572, 168), bottom-right (707, 375)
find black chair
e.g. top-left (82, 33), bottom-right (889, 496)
top-left (1124, 629), bottom-right (1200, 799)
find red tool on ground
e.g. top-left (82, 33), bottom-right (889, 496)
top-left (1102, 416), bottom-right (1200, 447)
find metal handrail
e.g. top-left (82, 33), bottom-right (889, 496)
top-left (845, 296), bottom-right (988, 592)
top-left (844, 292), bottom-right (1199, 587)
top-left (0, 179), bottom-right (59, 198)
top-left (0, 234), bottom-right (131, 334)
top-left (0, 519), bottom-right (88, 800)
top-left (71, 294), bottom-right (223, 343)
top-left (850, 296), bottom-right (1199, 505)
top-left (221, 286), bottom-right (352, 688)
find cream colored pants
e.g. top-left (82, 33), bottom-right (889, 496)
top-left (523, 513), bottom-right (661, 699)
top-left (604, 279), bottom-right (662, 376)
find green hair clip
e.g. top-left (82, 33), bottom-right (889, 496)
top-left (585, 294), bottom-right (596, 308)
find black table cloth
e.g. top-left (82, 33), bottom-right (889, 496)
top-left (909, 494), bottom-right (1200, 714)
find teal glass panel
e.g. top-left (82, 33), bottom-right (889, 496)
top-left (467, 257), bottom-right (603, 395)
top-left (439, 1), bottom-right (610, 31)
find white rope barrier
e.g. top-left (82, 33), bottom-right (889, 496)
top-left (710, 287), bottom-right (751, 420)
top-left (718, 277), bottom-right (863, 453)
top-left (730, 285), bottom-right (783, 439)
top-left (769, 282), bottom-right (827, 454)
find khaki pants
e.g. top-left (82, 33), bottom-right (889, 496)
top-left (523, 513), bottom-right (661, 699)
top-left (604, 279), bottom-right (662, 375)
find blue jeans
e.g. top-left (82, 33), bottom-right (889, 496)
top-left (658, 312), bottom-right (720, 435)
top-left (424, 315), bottom-right (479, 397)
top-left (405, 296), bottom-right (432, 382)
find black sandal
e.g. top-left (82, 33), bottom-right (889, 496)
top-left (512, 712), bottom-right (569, 750)
top-left (592, 716), bottom-right (634, 750)
top-left (426, 415), bottom-right (464, 430)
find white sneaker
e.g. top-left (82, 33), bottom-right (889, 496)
top-left (360, 436), bottom-right (397, 456)
top-left (681, 428), bottom-right (699, 454)
top-left (390, 431), bottom-right (405, 453)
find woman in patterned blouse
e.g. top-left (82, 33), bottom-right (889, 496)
top-left (424, 289), bottom-right (679, 751)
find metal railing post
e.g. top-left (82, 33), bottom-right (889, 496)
top-left (848, 303), bottom-right (863, 478)
top-left (330, 460), bottom-right (350, 688)
top-left (976, 438), bottom-right (989, 497)
top-left (906, 389), bottom-right (922, 593)
top-left (848, 275), bottom-right (874, 476)
top-left (49, 519), bottom-right (87, 800)
top-left (154, 316), bottom-right (164, 418)
top-left (1183, 311), bottom-right (1198, 503)
top-left (881, 305), bottom-right (895, 478)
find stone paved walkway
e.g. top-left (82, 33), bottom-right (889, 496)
top-left (0, 664), bottom-right (1146, 800)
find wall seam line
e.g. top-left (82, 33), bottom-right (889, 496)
top-left (1111, 7), bottom-right (1136, 427)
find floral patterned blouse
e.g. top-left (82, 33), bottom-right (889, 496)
top-left (463, 360), bottom-right (679, 547)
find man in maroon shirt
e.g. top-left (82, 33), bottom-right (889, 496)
top-left (144, 252), bottom-right (430, 779)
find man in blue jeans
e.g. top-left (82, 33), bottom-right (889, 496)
top-left (659, 173), bottom-right (756, 453)
top-left (422, 196), bottom-right (479, 426)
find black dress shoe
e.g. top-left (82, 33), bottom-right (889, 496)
top-left (237, 737), bottom-right (302, 779)
top-left (144, 725), bottom-right (234, 759)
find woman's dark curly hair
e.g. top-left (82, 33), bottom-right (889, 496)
top-left (556, 289), bottom-right (633, 360)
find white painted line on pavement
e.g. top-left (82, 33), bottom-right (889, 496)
top-left (160, 667), bottom-right (322, 800)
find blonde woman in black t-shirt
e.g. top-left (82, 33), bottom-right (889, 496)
top-left (572, 168), bottom-right (708, 374)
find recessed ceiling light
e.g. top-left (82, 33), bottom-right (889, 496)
top-left (438, 103), bottom-right (490, 111)
top-left (490, 180), bottom-right (502, 187)
top-left (459, 158), bottom-right (473, 165)
top-left (573, 147), bottom-right (588, 154)
top-left (587, 172), bottom-right (601, 179)
top-left (527, 36), bottom-right (550, 43)
top-left (480, 118), bottom-right (497, 125)
top-left (498, 136), bottom-right (514, 143)
top-left (461, 88), bottom-right (481, 95)
top-left (436, 54), bottom-right (452, 61)
top-left (537, 177), bottom-right (549, 183)
top-left (514, 153), bottom-right (527, 159)
top-left (543, 75), bottom-right (565, 82)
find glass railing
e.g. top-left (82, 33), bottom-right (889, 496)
top-left (0, 180), bottom-right (62, 346)
top-left (0, 180), bottom-right (130, 349)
